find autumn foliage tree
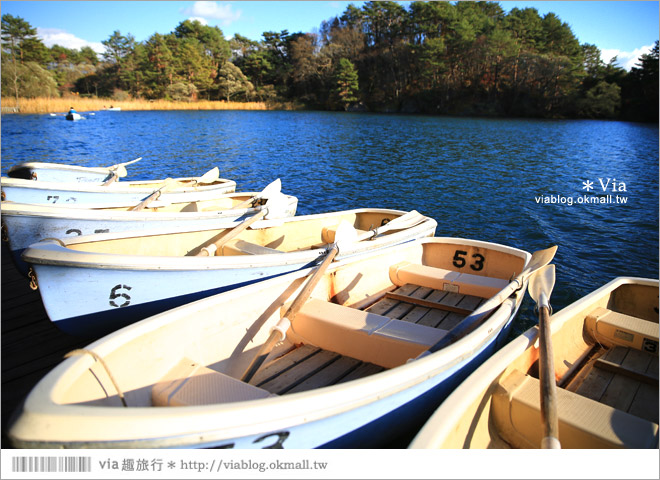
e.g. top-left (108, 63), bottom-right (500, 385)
top-left (1, 4), bottom-right (658, 121)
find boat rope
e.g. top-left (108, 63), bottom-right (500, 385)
top-left (64, 349), bottom-right (128, 407)
top-left (27, 268), bottom-right (38, 290)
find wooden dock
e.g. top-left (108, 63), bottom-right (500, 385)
top-left (1, 245), bottom-right (98, 447)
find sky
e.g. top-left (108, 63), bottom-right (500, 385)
top-left (1, 1), bottom-right (658, 70)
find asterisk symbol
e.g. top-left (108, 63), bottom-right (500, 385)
top-left (582, 180), bottom-right (594, 191)
top-left (168, 461), bottom-right (176, 469)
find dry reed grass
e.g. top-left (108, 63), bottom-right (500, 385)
top-left (1, 97), bottom-right (268, 114)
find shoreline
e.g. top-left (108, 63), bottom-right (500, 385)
top-left (1, 97), bottom-right (270, 115)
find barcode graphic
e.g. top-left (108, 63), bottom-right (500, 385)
top-left (12, 456), bottom-right (92, 473)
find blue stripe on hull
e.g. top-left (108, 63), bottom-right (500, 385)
top-left (52, 270), bottom-right (303, 337)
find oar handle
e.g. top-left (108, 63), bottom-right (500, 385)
top-left (102, 172), bottom-right (120, 186)
top-left (130, 190), bottom-right (161, 211)
top-left (240, 245), bottom-right (339, 382)
top-left (284, 246), bottom-right (339, 318)
top-left (196, 209), bottom-right (269, 256)
top-left (241, 317), bottom-right (291, 383)
top-left (538, 303), bottom-right (560, 448)
top-left (233, 195), bottom-right (261, 210)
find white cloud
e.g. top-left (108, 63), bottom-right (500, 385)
top-left (37, 27), bottom-right (106, 55)
top-left (182, 1), bottom-right (242, 25)
top-left (187, 17), bottom-right (209, 26)
top-left (600, 44), bottom-right (654, 71)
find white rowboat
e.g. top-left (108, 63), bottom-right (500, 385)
top-left (22, 208), bottom-right (438, 336)
top-left (2, 190), bottom-right (298, 275)
top-left (8, 236), bottom-right (532, 448)
top-left (7, 158), bottom-right (141, 183)
top-left (410, 277), bottom-right (659, 449)
top-left (1, 174), bottom-right (236, 205)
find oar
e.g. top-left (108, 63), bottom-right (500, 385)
top-left (107, 157), bottom-right (142, 176)
top-left (195, 192), bottom-right (292, 256)
top-left (417, 245), bottom-right (558, 357)
top-left (355, 210), bottom-right (427, 242)
top-left (240, 221), bottom-right (358, 383)
top-left (129, 167), bottom-right (219, 211)
top-left (192, 166), bottom-right (220, 185)
top-left (529, 264), bottom-right (561, 449)
top-left (129, 178), bottom-right (175, 211)
top-left (103, 157), bottom-right (143, 185)
top-left (232, 179), bottom-right (282, 210)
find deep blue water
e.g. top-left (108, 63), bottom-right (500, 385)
top-left (2, 110), bottom-right (658, 335)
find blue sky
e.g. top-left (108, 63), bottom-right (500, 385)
top-left (2, 1), bottom-right (658, 70)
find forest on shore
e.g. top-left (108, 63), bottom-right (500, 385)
top-left (2, 1), bottom-right (658, 121)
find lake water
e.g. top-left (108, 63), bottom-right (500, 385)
top-left (1, 110), bottom-right (658, 336)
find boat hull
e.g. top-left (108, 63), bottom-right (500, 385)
top-left (7, 162), bottom-right (115, 183)
top-left (8, 236), bottom-right (530, 449)
top-left (2, 194), bottom-right (298, 276)
top-left (22, 208), bottom-right (437, 336)
top-left (0, 177), bottom-right (237, 204)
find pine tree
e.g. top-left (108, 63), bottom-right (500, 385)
top-left (332, 57), bottom-right (359, 110)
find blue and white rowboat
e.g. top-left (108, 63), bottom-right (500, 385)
top-left (22, 208), bottom-right (438, 336)
top-left (2, 188), bottom-right (298, 276)
top-left (8, 236), bottom-right (533, 448)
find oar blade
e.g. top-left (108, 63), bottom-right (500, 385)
top-left (260, 178), bottom-right (282, 198)
top-left (197, 166), bottom-right (220, 184)
top-left (263, 192), bottom-right (291, 220)
top-left (528, 264), bottom-right (556, 305)
top-left (524, 245), bottom-right (558, 276)
top-left (115, 164), bottom-right (128, 178)
top-left (334, 220), bottom-right (359, 249)
top-left (357, 210), bottom-right (427, 241)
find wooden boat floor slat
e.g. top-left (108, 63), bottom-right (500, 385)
top-left (368, 283), bottom-right (484, 329)
top-left (252, 282), bottom-right (484, 396)
top-left (565, 345), bottom-right (659, 424)
top-left (252, 346), bottom-right (383, 395)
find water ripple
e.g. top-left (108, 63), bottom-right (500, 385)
top-left (2, 111), bottom-right (657, 335)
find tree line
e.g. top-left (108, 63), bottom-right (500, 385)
top-left (2, 2), bottom-right (658, 121)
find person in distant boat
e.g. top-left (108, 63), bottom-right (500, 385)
top-left (68, 107), bottom-right (77, 114)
